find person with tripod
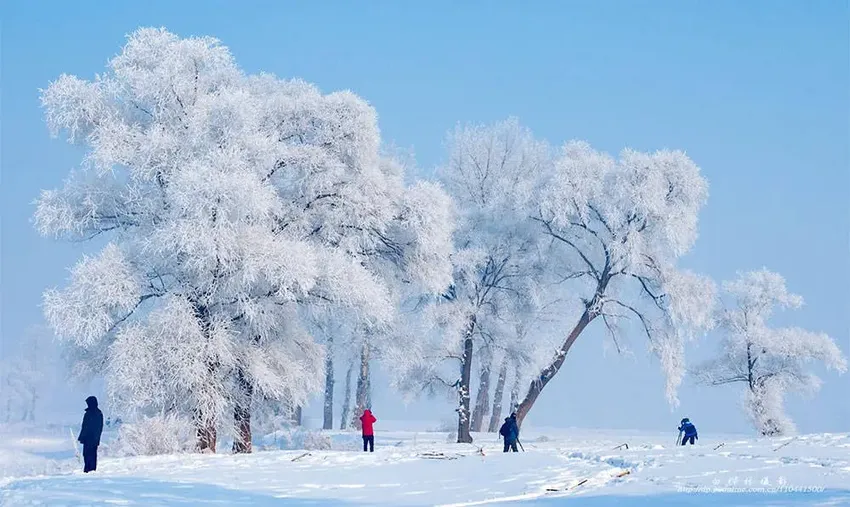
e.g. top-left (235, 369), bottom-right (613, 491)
top-left (499, 413), bottom-right (520, 452)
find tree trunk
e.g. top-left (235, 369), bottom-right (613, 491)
top-left (457, 315), bottom-right (476, 444)
top-left (323, 342), bottom-right (335, 430)
top-left (293, 405), bottom-right (303, 426)
top-left (509, 361), bottom-right (521, 414)
top-left (192, 303), bottom-right (218, 453)
top-left (746, 342), bottom-right (756, 391)
top-left (339, 361), bottom-right (354, 430)
top-left (365, 368), bottom-right (372, 410)
top-left (195, 411), bottom-right (217, 453)
top-left (470, 350), bottom-right (492, 433)
top-left (514, 306), bottom-right (597, 428)
top-left (488, 357), bottom-right (509, 432)
top-left (232, 369), bottom-right (253, 453)
top-left (351, 343), bottom-right (371, 430)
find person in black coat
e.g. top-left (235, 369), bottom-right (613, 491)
top-left (499, 413), bottom-right (520, 452)
top-left (77, 396), bottom-right (104, 473)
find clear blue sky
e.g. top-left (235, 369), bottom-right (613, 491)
top-left (2, 1), bottom-right (848, 434)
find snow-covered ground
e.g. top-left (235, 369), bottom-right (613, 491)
top-left (1, 423), bottom-right (849, 506)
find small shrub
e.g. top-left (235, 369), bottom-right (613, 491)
top-left (303, 430), bottom-right (332, 450)
top-left (110, 413), bottom-right (195, 457)
top-left (261, 428), bottom-right (332, 451)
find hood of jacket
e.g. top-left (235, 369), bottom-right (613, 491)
top-left (85, 396), bottom-right (99, 410)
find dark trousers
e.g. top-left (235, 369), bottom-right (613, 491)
top-left (362, 435), bottom-right (374, 452)
top-left (83, 444), bottom-right (98, 472)
top-left (503, 440), bottom-right (518, 452)
top-left (681, 435), bottom-right (695, 446)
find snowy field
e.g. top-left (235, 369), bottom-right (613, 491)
top-left (1, 424), bottom-right (849, 506)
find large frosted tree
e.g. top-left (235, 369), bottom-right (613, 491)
top-left (695, 269), bottom-right (847, 435)
top-left (36, 28), bottom-right (452, 452)
top-left (402, 118), bottom-right (550, 443)
top-left (514, 140), bottom-right (716, 426)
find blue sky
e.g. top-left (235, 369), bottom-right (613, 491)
top-left (2, 1), bottom-right (848, 433)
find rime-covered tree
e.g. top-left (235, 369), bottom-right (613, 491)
top-left (514, 140), bottom-right (716, 426)
top-left (0, 326), bottom-right (59, 422)
top-left (695, 269), bottom-right (847, 436)
top-left (401, 119), bottom-right (549, 443)
top-left (36, 27), bottom-right (451, 452)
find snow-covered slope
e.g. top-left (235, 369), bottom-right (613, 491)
top-left (1, 425), bottom-right (848, 506)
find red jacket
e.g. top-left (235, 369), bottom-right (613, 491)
top-left (360, 409), bottom-right (376, 436)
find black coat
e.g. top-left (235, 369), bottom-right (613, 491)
top-left (499, 416), bottom-right (519, 443)
top-left (78, 396), bottom-right (104, 447)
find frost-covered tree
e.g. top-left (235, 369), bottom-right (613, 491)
top-left (400, 118), bottom-right (550, 443)
top-left (0, 326), bottom-right (60, 422)
top-left (514, 140), bottom-right (716, 426)
top-left (695, 269), bottom-right (847, 436)
top-left (36, 27), bottom-right (452, 452)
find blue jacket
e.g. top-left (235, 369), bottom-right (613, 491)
top-left (499, 416), bottom-right (519, 443)
top-left (678, 421), bottom-right (698, 438)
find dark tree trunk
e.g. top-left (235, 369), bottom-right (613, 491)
top-left (457, 315), bottom-right (476, 444)
top-left (195, 411), bottom-right (217, 453)
top-left (747, 342), bottom-right (756, 391)
top-left (488, 357), bottom-right (509, 432)
top-left (323, 340), bottom-right (335, 430)
top-left (470, 350), bottom-right (492, 433)
top-left (232, 369), bottom-right (253, 453)
top-left (340, 361), bottom-right (354, 430)
top-left (192, 302), bottom-right (218, 453)
top-left (351, 343), bottom-right (371, 430)
top-left (293, 405), bottom-right (303, 426)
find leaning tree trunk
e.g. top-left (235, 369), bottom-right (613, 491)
top-left (457, 315), bottom-right (476, 444)
top-left (470, 350), bottom-right (492, 433)
top-left (351, 343), bottom-right (371, 431)
top-left (514, 273), bottom-right (610, 427)
top-left (515, 299), bottom-right (601, 427)
top-left (232, 368), bottom-right (254, 453)
top-left (323, 339), bottom-right (335, 430)
top-left (339, 361), bottom-right (354, 430)
top-left (488, 357), bottom-right (509, 432)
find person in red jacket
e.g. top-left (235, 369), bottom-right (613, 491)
top-left (360, 409), bottom-right (376, 452)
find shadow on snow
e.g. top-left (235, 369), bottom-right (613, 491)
top-left (519, 490), bottom-right (850, 506)
top-left (0, 476), bottom-right (359, 506)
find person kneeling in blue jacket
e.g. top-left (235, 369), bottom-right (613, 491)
top-left (678, 417), bottom-right (698, 445)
